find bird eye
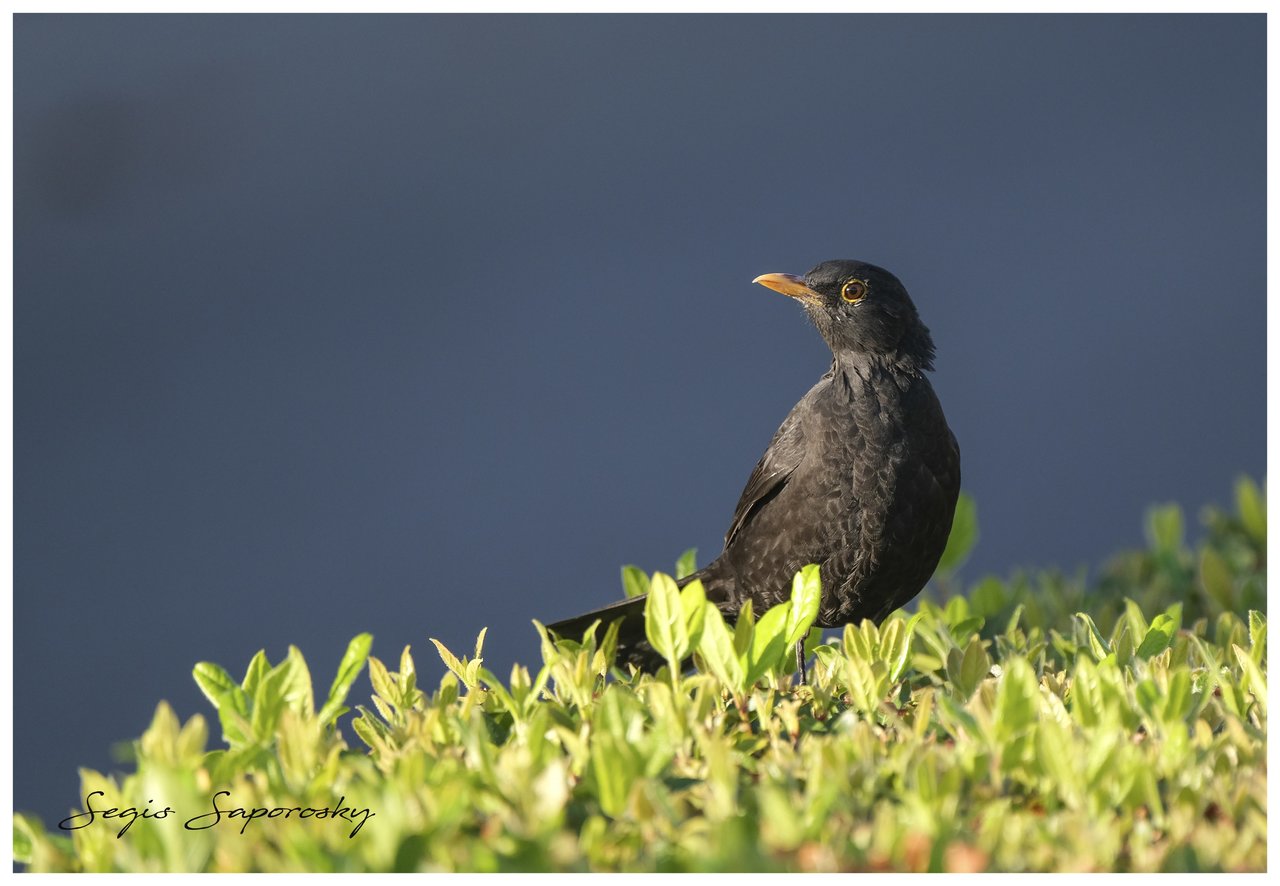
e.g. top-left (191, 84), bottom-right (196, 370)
top-left (841, 279), bottom-right (868, 303)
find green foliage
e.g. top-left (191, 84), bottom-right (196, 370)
top-left (674, 547), bottom-right (699, 580)
top-left (15, 482), bottom-right (1267, 872)
top-left (935, 491), bottom-right (979, 577)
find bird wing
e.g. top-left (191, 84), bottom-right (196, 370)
top-left (723, 377), bottom-right (826, 549)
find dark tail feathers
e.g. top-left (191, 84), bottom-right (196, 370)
top-left (546, 595), bottom-right (662, 669)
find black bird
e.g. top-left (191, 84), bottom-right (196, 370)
top-left (549, 260), bottom-right (961, 676)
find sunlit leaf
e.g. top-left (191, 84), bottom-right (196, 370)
top-left (645, 572), bottom-right (687, 667)
top-left (1235, 476), bottom-right (1266, 545)
top-left (621, 565), bottom-right (650, 599)
top-left (674, 548), bottom-right (698, 580)
top-left (784, 564), bottom-right (822, 648)
top-left (318, 633), bottom-right (373, 727)
top-left (696, 604), bottom-right (744, 694)
top-left (935, 492), bottom-right (979, 576)
top-left (1145, 503), bottom-right (1184, 553)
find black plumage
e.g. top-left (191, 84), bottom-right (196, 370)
top-left (548, 260), bottom-right (961, 671)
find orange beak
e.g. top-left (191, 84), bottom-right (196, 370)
top-left (752, 273), bottom-right (823, 302)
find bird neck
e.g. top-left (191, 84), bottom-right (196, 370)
top-left (831, 348), bottom-right (927, 383)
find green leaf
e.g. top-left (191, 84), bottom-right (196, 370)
top-left (935, 492), bottom-right (979, 577)
top-left (995, 657), bottom-right (1039, 741)
top-left (696, 604), bottom-right (744, 693)
top-left (1135, 613), bottom-right (1176, 659)
top-left (477, 666), bottom-right (519, 718)
top-left (531, 619), bottom-right (559, 667)
top-left (968, 576), bottom-right (1007, 618)
top-left (944, 594), bottom-right (970, 624)
top-left (1070, 658), bottom-right (1103, 728)
top-left (844, 656), bottom-right (889, 713)
top-left (843, 621), bottom-right (870, 663)
top-left (878, 618), bottom-right (905, 680)
top-left (251, 658), bottom-right (297, 740)
top-left (1162, 668), bottom-right (1193, 722)
top-left (945, 645), bottom-right (964, 689)
top-left (1231, 644), bottom-right (1267, 715)
top-left (675, 548), bottom-right (698, 580)
top-left (1035, 718), bottom-right (1081, 807)
top-left (13, 814), bottom-right (36, 865)
top-left (1248, 611), bottom-right (1267, 665)
top-left (401, 645), bottom-right (421, 706)
top-left (1235, 476), bottom-right (1266, 545)
top-left (598, 618), bottom-right (621, 669)
top-left (192, 662), bottom-right (252, 747)
top-left (784, 564), bottom-right (822, 647)
top-left (1123, 599), bottom-right (1150, 643)
top-left (350, 711), bottom-right (382, 750)
top-left (430, 638), bottom-right (475, 690)
top-left (747, 602), bottom-right (789, 684)
top-left (318, 633), bottom-right (372, 726)
top-left (193, 662), bottom-right (247, 715)
top-left (590, 731), bottom-right (638, 817)
top-left (885, 613), bottom-right (922, 683)
top-left (733, 599), bottom-right (754, 659)
top-left (278, 646), bottom-right (315, 719)
top-left (367, 656), bottom-right (397, 704)
top-left (621, 565), bottom-right (650, 599)
top-left (240, 650), bottom-right (269, 695)
top-left (1075, 612), bottom-right (1111, 661)
top-left (951, 616), bottom-right (985, 641)
top-left (1112, 622), bottom-right (1134, 667)
top-left (644, 572), bottom-right (687, 667)
top-left (679, 579), bottom-right (707, 652)
top-left (1145, 503), bottom-right (1184, 553)
top-left (957, 635), bottom-right (991, 698)
top-left (1199, 547), bottom-right (1235, 611)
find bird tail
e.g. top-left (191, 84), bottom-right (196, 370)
top-left (546, 595), bottom-right (662, 670)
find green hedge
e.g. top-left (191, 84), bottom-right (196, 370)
top-left (14, 480), bottom-right (1267, 872)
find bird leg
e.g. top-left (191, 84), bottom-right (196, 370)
top-left (795, 638), bottom-right (808, 686)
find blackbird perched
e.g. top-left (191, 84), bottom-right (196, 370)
top-left (548, 260), bottom-right (961, 676)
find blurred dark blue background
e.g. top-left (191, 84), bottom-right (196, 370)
top-left (14, 14), bottom-right (1264, 827)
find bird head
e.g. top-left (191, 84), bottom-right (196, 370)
top-left (753, 260), bottom-right (936, 372)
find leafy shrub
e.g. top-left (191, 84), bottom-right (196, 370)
top-left (14, 480), bottom-right (1267, 872)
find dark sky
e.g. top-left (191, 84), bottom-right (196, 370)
top-left (14, 14), bottom-right (1264, 828)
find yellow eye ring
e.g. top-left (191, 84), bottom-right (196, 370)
top-left (841, 279), bottom-right (868, 303)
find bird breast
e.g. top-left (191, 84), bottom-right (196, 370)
top-left (814, 367), bottom-right (959, 625)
